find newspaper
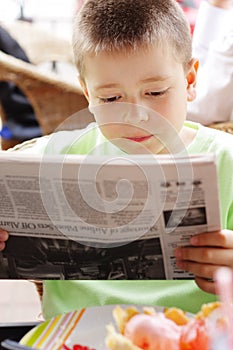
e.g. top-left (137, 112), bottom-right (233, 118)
top-left (0, 151), bottom-right (221, 280)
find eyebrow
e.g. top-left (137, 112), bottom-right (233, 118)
top-left (95, 83), bottom-right (120, 90)
top-left (95, 76), bottom-right (171, 91)
top-left (140, 76), bottom-right (171, 83)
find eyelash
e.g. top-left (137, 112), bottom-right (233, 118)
top-left (146, 89), bottom-right (168, 97)
top-left (100, 89), bottom-right (168, 103)
top-left (101, 96), bottom-right (121, 103)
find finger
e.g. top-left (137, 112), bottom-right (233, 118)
top-left (0, 241), bottom-right (6, 251)
top-left (175, 247), bottom-right (233, 266)
top-left (176, 260), bottom-right (219, 280)
top-left (0, 230), bottom-right (9, 242)
top-left (0, 228), bottom-right (8, 234)
top-left (195, 276), bottom-right (216, 295)
top-left (190, 230), bottom-right (233, 248)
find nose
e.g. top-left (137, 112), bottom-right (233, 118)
top-left (123, 102), bottom-right (149, 124)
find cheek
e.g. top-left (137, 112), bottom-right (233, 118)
top-left (157, 90), bottom-right (187, 123)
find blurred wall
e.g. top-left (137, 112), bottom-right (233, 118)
top-left (0, 0), bottom-right (77, 39)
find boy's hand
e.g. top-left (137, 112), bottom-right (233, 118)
top-left (174, 229), bottom-right (233, 294)
top-left (0, 229), bottom-right (9, 251)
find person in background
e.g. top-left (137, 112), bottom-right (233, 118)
top-left (0, 25), bottom-right (42, 149)
top-left (0, 0), bottom-right (233, 319)
top-left (187, 0), bottom-right (233, 125)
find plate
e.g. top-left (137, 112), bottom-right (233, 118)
top-left (20, 304), bottom-right (178, 350)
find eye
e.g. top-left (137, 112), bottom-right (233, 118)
top-left (100, 96), bottom-right (121, 103)
top-left (146, 89), bottom-right (167, 97)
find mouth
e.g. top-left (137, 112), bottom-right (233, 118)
top-left (124, 135), bottom-right (153, 143)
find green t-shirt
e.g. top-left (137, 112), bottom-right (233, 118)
top-left (15, 121), bottom-right (233, 318)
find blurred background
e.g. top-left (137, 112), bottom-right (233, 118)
top-left (0, 280), bottom-right (42, 323)
top-left (0, 0), bottom-right (77, 38)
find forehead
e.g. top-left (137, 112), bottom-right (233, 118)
top-left (82, 44), bottom-right (181, 82)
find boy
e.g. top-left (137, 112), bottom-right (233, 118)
top-left (0, 0), bottom-right (233, 319)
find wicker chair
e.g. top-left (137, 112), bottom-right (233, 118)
top-left (1, 21), bottom-right (74, 65)
top-left (0, 51), bottom-right (93, 150)
top-left (208, 121), bottom-right (233, 135)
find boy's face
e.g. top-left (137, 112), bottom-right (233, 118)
top-left (80, 44), bottom-right (197, 154)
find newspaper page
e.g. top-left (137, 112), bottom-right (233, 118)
top-left (0, 151), bottom-right (221, 279)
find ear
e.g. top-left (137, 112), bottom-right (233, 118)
top-left (78, 76), bottom-right (90, 102)
top-left (186, 58), bottom-right (199, 102)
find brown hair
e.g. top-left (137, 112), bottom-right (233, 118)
top-left (73, 0), bottom-right (192, 78)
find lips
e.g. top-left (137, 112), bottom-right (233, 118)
top-left (124, 135), bottom-right (153, 143)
